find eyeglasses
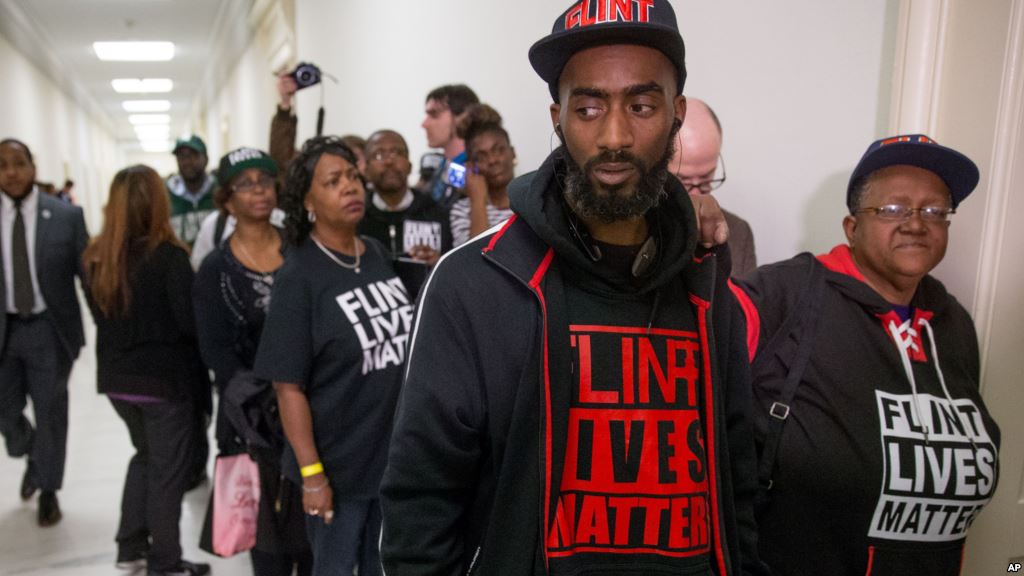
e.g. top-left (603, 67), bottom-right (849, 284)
top-left (680, 154), bottom-right (727, 194)
top-left (231, 175), bottom-right (275, 193)
top-left (856, 204), bottom-right (955, 222)
top-left (370, 148), bottom-right (407, 162)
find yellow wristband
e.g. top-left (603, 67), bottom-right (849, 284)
top-left (300, 462), bottom-right (324, 478)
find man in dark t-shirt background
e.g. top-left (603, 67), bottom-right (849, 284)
top-left (360, 130), bottom-right (452, 263)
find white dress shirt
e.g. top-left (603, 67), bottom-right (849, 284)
top-left (2, 187), bottom-right (47, 314)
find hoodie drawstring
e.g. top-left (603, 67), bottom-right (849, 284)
top-left (887, 316), bottom-right (979, 450)
top-left (645, 289), bottom-right (663, 335)
top-left (918, 317), bottom-right (979, 451)
top-left (887, 318), bottom-right (932, 443)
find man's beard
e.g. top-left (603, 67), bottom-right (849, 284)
top-left (374, 168), bottom-right (408, 195)
top-left (562, 132), bottom-right (676, 225)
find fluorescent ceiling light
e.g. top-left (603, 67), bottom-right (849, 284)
top-left (93, 41), bottom-right (174, 62)
top-left (122, 100), bottom-right (170, 112)
top-left (140, 140), bottom-right (172, 153)
top-left (128, 114), bottom-right (170, 125)
top-left (112, 78), bottom-right (174, 93)
top-left (134, 125), bottom-right (171, 138)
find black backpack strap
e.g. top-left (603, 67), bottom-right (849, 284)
top-left (214, 211), bottom-right (229, 247)
top-left (755, 257), bottom-right (826, 507)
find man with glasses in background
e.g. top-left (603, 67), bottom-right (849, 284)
top-left (359, 130), bottom-right (452, 298)
top-left (672, 98), bottom-right (757, 276)
top-left (729, 135), bottom-right (1000, 575)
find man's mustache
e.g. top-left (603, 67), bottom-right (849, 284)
top-left (583, 150), bottom-right (646, 174)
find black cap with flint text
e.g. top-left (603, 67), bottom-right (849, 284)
top-left (529, 0), bottom-right (686, 101)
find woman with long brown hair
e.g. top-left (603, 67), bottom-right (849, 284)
top-left (83, 164), bottom-right (210, 576)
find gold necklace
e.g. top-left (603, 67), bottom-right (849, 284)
top-left (311, 233), bottom-right (361, 274)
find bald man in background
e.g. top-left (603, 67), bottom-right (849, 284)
top-left (672, 98), bottom-right (758, 276)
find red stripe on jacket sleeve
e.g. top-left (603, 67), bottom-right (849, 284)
top-left (529, 248), bottom-right (555, 569)
top-left (728, 279), bottom-right (760, 363)
top-left (689, 294), bottom-right (728, 576)
top-left (482, 214), bottom-right (518, 253)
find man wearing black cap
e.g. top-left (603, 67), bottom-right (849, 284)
top-left (729, 134), bottom-right (1001, 574)
top-left (167, 135), bottom-right (217, 248)
top-left (380, 2), bottom-right (766, 574)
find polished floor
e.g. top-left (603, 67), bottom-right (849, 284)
top-left (0, 323), bottom-right (251, 576)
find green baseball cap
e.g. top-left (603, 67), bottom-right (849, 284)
top-left (217, 147), bottom-right (278, 187)
top-left (173, 135), bottom-right (207, 156)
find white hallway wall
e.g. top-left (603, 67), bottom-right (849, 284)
top-left (200, 0), bottom-right (1023, 567)
top-left (288, 0), bottom-right (896, 265)
top-left (0, 33), bottom-right (120, 231)
top-left (192, 41), bottom-right (278, 171)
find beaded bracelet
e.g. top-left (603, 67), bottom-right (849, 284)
top-left (302, 481), bottom-right (329, 494)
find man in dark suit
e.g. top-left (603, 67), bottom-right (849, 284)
top-left (0, 138), bottom-right (88, 526)
top-left (672, 98), bottom-right (758, 277)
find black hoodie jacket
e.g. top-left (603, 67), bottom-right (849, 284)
top-left (380, 151), bottom-right (768, 575)
top-left (730, 246), bottom-right (1000, 575)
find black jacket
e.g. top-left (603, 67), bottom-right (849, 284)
top-left (0, 190), bottom-right (89, 360)
top-left (90, 241), bottom-right (208, 400)
top-left (731, 246), bottom-right (1000, 575)
top-left (380, 151), bottom-right (767, 575)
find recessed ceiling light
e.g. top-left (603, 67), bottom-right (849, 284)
top-left (112, 78), bottom-right (174, 93)
top-left (140, 140), bottom-right (172, 153)
top-left (93, 41), bottom-right (174, 62)
top-left (128, 114), bottom-right (170, 125)
top-left (122, 100), bottom-right (171, 112)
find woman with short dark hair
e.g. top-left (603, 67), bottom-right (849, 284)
top-left (254, 136), bottom-right (412, 576)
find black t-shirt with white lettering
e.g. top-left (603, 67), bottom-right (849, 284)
top-left (359, 189), bottom-right (453, 258)
top-left (548, 266), bottom-right (713, 576)
top-left (254, 236), bottom-right (414, 498)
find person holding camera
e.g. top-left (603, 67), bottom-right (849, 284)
top-left (270, 68), bottom-right (366, 177)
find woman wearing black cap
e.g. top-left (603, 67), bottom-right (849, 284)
top-left (253, 136), bottom-right (412, 576)
top-left (193, 148), bottom-right (312, 576)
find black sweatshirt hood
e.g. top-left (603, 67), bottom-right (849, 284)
top-left (509, 148), bottom-right (698, 295)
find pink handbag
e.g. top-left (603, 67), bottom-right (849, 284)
top-left (212, 453), bottom-right (261, 557)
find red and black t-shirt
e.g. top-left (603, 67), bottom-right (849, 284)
top-left (548, 272), bottom-right (713, 575)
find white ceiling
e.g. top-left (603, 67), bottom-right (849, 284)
top-left (0, 0), bottom-right (254, 148)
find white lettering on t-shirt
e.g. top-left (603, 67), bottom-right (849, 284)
top-left (869, 391), bottom-right (997, 542)
top-left (335, 277), bottom-right (414, 375)
top-left (403, 220), bottom-right (442, 253)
